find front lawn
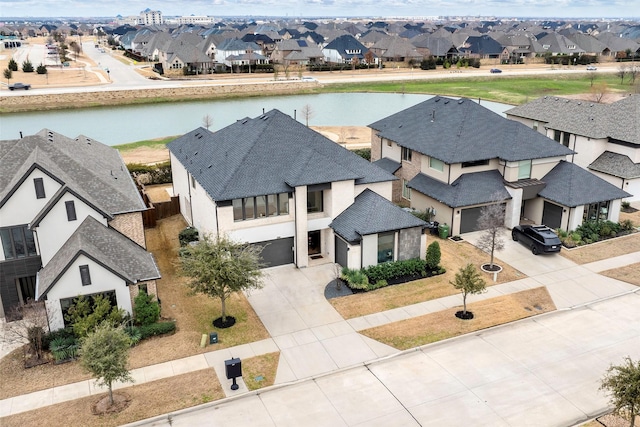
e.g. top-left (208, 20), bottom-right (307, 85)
top-left (329, 237), bottom-right (526, 319)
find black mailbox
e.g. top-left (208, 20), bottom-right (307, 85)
top-left (209, 332), bottom-right (218, 344)
top-left (225, 358), bottom-right (242, 390)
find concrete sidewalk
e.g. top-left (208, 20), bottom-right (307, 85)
top-left (1, 246), bottom-right (639, 420)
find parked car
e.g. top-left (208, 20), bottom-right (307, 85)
top-left (586, 65), bottom-right (597, 71)
top-left (9, 82), bottom-right (31, 91)
top-left (512, 225), bottom-right (562, 255)
top-left (301, 76), bottom-right (317, 82)
top-left (490, 68), bottom-right (502, 73)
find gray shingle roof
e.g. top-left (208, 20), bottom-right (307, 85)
top-left (167, 110), bottom-right (395, 201)
top-left (539, 160), bottom-right (631, 207)
top-left (589, 151), bottom-right (640, 179)
top-left (373, 157), bottom-right (401, 174)
top-left (369, 97), bottom-right (573, 164)
top-left (408, 170), bottom-right (511, 208)
top-left (37, 216), bottom-right (161, 299)
top-left (0, 130), bottom-right (145, 214)
top-left (330, 189), bottom-right (426, 243)
top-left (506, 95), bottom-right (640, 145)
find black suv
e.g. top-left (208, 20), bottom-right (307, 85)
top-left (512, 225), bottom-right (562, 255)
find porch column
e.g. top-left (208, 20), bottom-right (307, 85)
top-left (294, 186), bottom-right (309, 268)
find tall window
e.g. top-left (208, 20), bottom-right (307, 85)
top-left (518, 160), bottom-right (532, 180)
top-left (65, 200), bottom-right (77, 221)
top-left (79, 265), bottom-right (92, 286)
top-left (554, 130), bottom-right (561, 143)
top-left (377, 232), bottom-right (395, 263)
top-left (429, 157), bottom-right (444, 172)
top-left (0, 226), bottom-right (37, 260)
top-left (583, 201), bottom-right (610, 222)
top-left (562, 132), bottom-right (571, 147)
top-left (402, 179), bottom-right (411, 200)
top-left (401, 147), bottom-right (412, 162)
top-left (307, 190), bottom-right (323, 213)
top-left (33, 178), bottom-right (46, 199)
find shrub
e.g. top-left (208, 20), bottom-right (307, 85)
top-left (363, 258), bottom-right (427, 284)
top-left (620, 219), bottom-right (635, 231)
top-left (36, 63), bottom-right (47, 74)
top-left (124, 326), bottom-right (142, 346)
top-left (128, 160), bottom-right (172, 185)
top-left (340, 268), bottom-right (370, 290)
top-left (139, 321), bottom-right (176, 339)
top-left (134, 290), bottom-right (160, 326)
top-left (65, 295), bottom-right (126, 338)
top-left (8, 58), bottom-right (18, 71)
top-left (22, 60), bottom-right (34, 73)
top-left (43, 327), bottom-right (75, 349)
top-left (49, 335), bottom-right (80, 363)
top-left (179, 226), bottom-right (199, 246)
top-left (351, 148), bottom-right (370, 160)
top-left (425, 241), bottom-right (441, 270)
top-left (621, 201), bottom-right (631, 210)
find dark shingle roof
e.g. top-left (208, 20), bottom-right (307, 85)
top-left (330, 189), bottom-right (426, 243)
top-left (408, 170), bottom-right (511, 208)
top-left (506, 95), bottom-right (640, 145)
top-left (539, 161), bottom-right (631, 207)
top-left (37, 216), bottom-right (161, 299)
top-left (0, 130), bottom-right (145, 214)
top-left (167, 110), bottom-right (395, 201)
top-left (373, 157), bottom-right (401, 174)
top-left (369, 97), bottom-right (573, 164)
top-left (589, 151), bottom-right (640, 179)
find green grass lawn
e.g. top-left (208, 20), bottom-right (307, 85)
top-left (114, 135), bottom-right (177, 151)
top-left (322, 74), bottom-right (630, 105)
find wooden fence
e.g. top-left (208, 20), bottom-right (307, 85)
top-left (138, 183), bottom-right (180, 228)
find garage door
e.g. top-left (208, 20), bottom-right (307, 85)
top-left (542, 201), bottom-right (563, 229)
top-left (460, 206), bottom-right (483, 233)
top-left (335, 236), bottom-right (348, 268)
top-left (253, 237), bottom-right (294, 267)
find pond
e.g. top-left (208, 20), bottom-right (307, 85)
top-left (1, 93), bottom-right (512, 145)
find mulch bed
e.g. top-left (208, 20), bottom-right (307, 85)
top-left (213, 316), bottom-right (236, 328)
top-left (325, 271), bottom-right (445, 299)
top-left (91, 392), bottom-right (131, 415)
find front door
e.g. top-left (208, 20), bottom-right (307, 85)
top-left (308, 230), bottom-right (321, 256)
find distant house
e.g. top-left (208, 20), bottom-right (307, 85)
top-left (322, 34), bottom-right (371, 64)
top-left (506, 95), bottom-right (640, 202)
top-left (167, 110), bottom-right (426, 270)
top-left (369, 97), bottom-right (630, 235)
top-left (0, 130), bottom-right (160, 327)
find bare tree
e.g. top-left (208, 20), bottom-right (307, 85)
top-left (476, 196), bottom-right (506, 270)
top-left (629, 65), bottom-right (639, 86)
top-left (591, 82), bottom-right (611, 103)
top-left (364, 50), bottom-right (374, 69)
top-left (588, 70), bottom-right (597, 87)
top-left (618, 65), bottom-right (628, 84)
top-left (300, 104), bottom-right (314, 127)
top-left (202, 114), bottom-right (213, 130)
top-left (3, 301), bottom-right (50, 361)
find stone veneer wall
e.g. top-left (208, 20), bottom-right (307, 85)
top-left (109, 212), bottom-right (146, 248)
top-left (393, 152), bottom-right (422, 205)
top-left (128, 280), bottom-right (159, 304)
top-left (398, 227), bottom-right (422, 261)
top-left (370, 130), bottom-right (383, 162)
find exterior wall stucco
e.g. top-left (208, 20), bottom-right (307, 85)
top-left (361, 234), bottom-right (379, 268)
top-left (1, 168), bottom-right (62, 228)
top-left (170, 152), bottom-right (192, 225)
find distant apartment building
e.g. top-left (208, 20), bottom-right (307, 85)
top-left (140, 8), bottom-right (163, 26)
top-left (172, 15), bottom-right (216, 25)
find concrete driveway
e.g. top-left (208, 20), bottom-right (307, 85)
top-left (246, 264), bottom-right (396, 382)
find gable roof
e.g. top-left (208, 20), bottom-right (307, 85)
top-left (539, 161), bottom-right (631, 207)
top-left (408, 170), bottom-right (511, 208)
top-left (330, 189), bottom-right (426, 243)
top-left (167, 110), bottom-right (395, 201)
top-left (0, 129), bottom-right (145, 214)
top-left (323, 34), bottom-right (368, 58)
top-left (37, 216), bottom-right (161, 299)
top-left (506, 95), bottom-right (640, 145)
top-left (369, 97), bottom-right (573, 164)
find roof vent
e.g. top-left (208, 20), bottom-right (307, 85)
top-left (565, 99), bottom-right (570, 103)
top-left (434, 98), bottom-right (440, 102)
top-left (457, 99), bottom-right (464, 104)
top-left (242, 119), bottom-right (248, 124)
top-left (577, 102), bottom-right (582, 105)
top-left (194, 151), bottom-right (198, 156)
top-left (444, 100), bottom-right (449, 104)
top-left (207, 164), bottom-right (212, 168)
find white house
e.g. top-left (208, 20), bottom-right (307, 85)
top-left (0, 130), bottom-right (160, 326)
top-left (167, 109), bottom-right (427, 270)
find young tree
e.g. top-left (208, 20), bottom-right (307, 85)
top-left (618, 65), bottom-right (628, 84)
top-left (69, 41), bottom-right (81, 60)
top-left (4, 300), bottom-right (50, 361)
top-left (22, 60), bottom-right (34, 72)
top-left (202, 113), bottom-right (213, 130)
top-left (80, 323), bottom-right (133, 406)
top-left (600, 357), bottom-right (640, 427)
top-left (178, 234), bottom-right (264, 326)
top-left (8, 58), bottom-right (18, 71)
top-left (300, 104), bottom-right (314, 127)
top-left (133, 289), bottom-right (160, 326)
top-left (3, 68), bottom-right (12, 84)
top-left (591, 82), bottom-right (611, 103)
top-left (476, 199), bottom-right (506, 270)
top-left (450, 263), bottom-right (486, 317)
top-left (364, 50), bottom-right (374, 69)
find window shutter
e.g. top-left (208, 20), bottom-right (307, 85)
top-left (65, 201), bottom-right (77, 221)
top-left (79, 265), bottom-right (91, 286)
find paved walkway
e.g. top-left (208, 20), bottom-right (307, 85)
top-left (1, 242), bottom-right (639, 424)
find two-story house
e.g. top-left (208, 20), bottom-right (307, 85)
top-left (369, 97), bottom-right (630, 235)
top-left (167, 109), bottom-right (427, 270)
top-left (506, 95), bottom-right (640, 202)
top-left (0, 130), bottom-right (160, 329)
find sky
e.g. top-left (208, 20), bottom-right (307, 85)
top-left (1, 0), bottom-right (639, 19)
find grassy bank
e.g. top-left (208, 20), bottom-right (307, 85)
top-left (323, 74), bottom-right (630, 105)
top-left (114, 136), bottom-right (177, 151)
